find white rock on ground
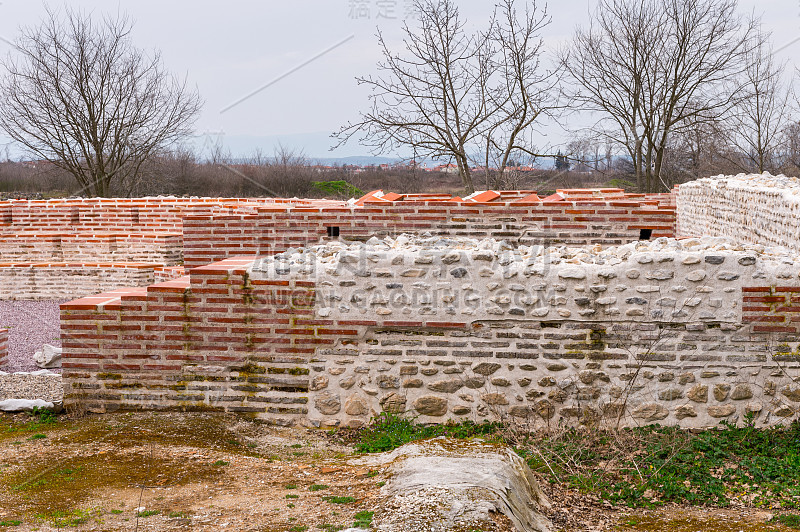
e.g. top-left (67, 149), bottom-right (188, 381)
top-left (0, 398), bottom-right (55, 412)
top-left (33, 344), bottom-right (62, 368)
top-left (356, 437), bottom-right (552, 532)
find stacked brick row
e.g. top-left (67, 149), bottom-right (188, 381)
top-left (182, 197), bottom-right (676, 268)
top-left (61, 258), bottom-right (316, 425)
top-left (0, 263), bottom-right (164, 300)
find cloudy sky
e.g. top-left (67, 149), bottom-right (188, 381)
top-left (0, 0), bottom-right (798, 160)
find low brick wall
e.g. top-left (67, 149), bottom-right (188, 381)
top-left (182, 193), bottom-right (676, 268)
top-left (0, 263), bottom-right (163, 300)
top-left (0, 328), bottom-right (7, 369)
top-left (60, 238), bottom-right (800, 428)
top-left (0, 233), bottom-right (184, 265)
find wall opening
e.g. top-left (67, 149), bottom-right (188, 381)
top-left (131, 208), bottom-right (140, 225)
top-left (639, 229), bottom-right (653, 241)
top-left (70, 207), bottom-right (80, 225)
top-left (327, 226), bottom-right (340, 238)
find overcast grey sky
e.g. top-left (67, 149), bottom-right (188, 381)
top-left (0, 0), bottom-right (798, 159)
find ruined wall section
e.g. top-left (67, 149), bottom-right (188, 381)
top-left (61, 236), bottom-right (800, 429)
top-left (0, 196), bottom-right (343, 299)
top-left (251, 236), bottom-right (800, 429)
top-left (677, 173), bottom-right (800, 250)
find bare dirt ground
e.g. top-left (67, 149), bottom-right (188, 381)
top-left (0, 411), bottom-right (796, 532)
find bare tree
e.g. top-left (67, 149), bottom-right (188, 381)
top-left (333, 0), bottom-right (558, 194)
top-left (721, 36), bottom-right (791, 174)
top-left (0, 8), bottom-right (202, 197)
top-left (563, 0), bottom-right (759, 192)
top-left (481, 0), bottom-right (561, 189)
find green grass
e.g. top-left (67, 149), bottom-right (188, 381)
top-left (521, 419), bottom-right (800, 508)
top-left (4, 408), bottom-right (58, 437)
top-left (354, 412), bottom-right (501, 453)
top-left (322, 496), bottom-right (355, 504)
top-left (284, 484), bottom-right (298, 489)
top-left (28, 433), bottom-right (46, 440)
top-left (352, 414), bottom-right (800, 510)
top-left (0, 521), bottom-right (21, 527)
top-left (136, 509), bottom-right (160, 518)
top-left (352, 511), bottom-right (374, 528)
top-left (39, 509), bottom-right (90, 527)
top-left (772, 514), bottom-right (800, 528)
top-left (286, 494), bottom-right (299, 499)
top-left (211, 460), bottom-right (229, 467)
top-left (110, 509), bottom-right (123, 515)
top-left (309, 484), bottom-right (329, 491)
top-left (288, 526), bottom-right (308, 532)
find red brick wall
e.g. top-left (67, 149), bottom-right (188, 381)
top-left (742, 286), bottom-right (800, 335)
top-left (183, 199), bottom-right (677, 268)
top-left (60, 258), bottom-right (321, 424)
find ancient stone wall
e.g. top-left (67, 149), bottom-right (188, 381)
top-left (677, 173), bottom-right (800, 250)
top-left (60, 236), bottom-right (800, 428)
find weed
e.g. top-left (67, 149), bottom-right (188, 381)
top-left (288, 526), bottom-right (308, 532)
top-left (30, 407), bottom-right (57, 427)
top-left (309, 484), bottom-right (329, 491)
top-left (354, 413), bottom-right (501, 453)
top-left (772, 514), bottom-right (800, 528)
top-left (285, 484), bottom-right (298, 490)
top-left (168, 511), bottom-right (188, 518)
top-left (110, 510), bottom-right (123, 515)
top-left (287, 503), bottom-right (295, 508)
top-left (28, 434), bottom-right (46, 441)
top-left (376, 481), bottom-right (386, 487)
top-left (522, 421), bottom-right (800, 508)
top-left (136, 509), bottom-right (160, 518)
top-left (0, 521), bottom-right (21, 527)
top-left (322, 496), bottom-right (355, 504)
top-left (317, 525), bottom-right (344, 531)
top-left (39, 509), bottom-right (90, 527)
top-left (286, 494), bottom-right (299, 499)
top-left (212, 460), bottom-right (229, 467)
top-left (352, 511), bottom-right (374, 528)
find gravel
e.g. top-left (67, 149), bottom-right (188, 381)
top-left (0, 300), bottom-right (66, 373)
